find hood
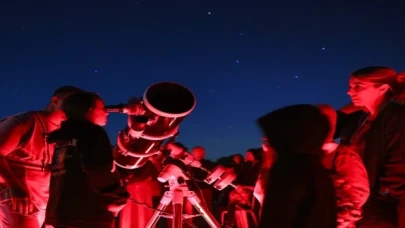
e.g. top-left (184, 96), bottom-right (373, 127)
top-left (257, 104), bottom-right (330, 157)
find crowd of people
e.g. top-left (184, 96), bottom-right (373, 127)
top-left (0, 65), bottom-right (405, 228)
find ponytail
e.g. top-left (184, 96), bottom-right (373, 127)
top-left (390, 72), bottom-right (405, 104)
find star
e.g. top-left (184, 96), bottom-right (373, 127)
top-left (94, 70), bottom-right (98, 73)
top-left (21, 25), bottom-right (25, 29)
top-left (235, 60), bottom-right (240, 63)
top-left (209, 89), bottom-right (215, 92)
top-left (208, 12), bottom-right (211, 15)
top-left (321, 47), bottom-right (326, 50)
top-left (295, 75), bottom-right (299, 79)
top-left (276, 86), bottom-right (280, 89)
top-left (240, 33), bottom-right (244, 36)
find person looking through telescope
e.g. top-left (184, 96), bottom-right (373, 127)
top-left (45, 92), bottom-right (129, 228)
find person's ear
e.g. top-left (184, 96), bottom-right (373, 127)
top-left (50, 96), bottom-right (59, 107)
top-left (378, 84), bottom-right (391, 95)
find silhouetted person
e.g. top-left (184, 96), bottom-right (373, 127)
top-left (239, 149), bottom-right (261, 187)
top-left (258, 104), bottom-right (337, 228)
top-left (45, 92), bottom-right (129, 228)
top-left (231, 154), bottom-right (244, 177)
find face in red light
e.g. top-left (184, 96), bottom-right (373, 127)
top-left (191, 147), bottom-right (205, 161)
top-left (245, 151), bottom-right (255, 162)
top-left (86, 99), bottom-right (108, 126)
top-left (261, 138), bottom-right (271, 153)
top-left (347, 77), bottom-right (389, 108)
top-left (261, 137), bottom-right (277, 168)
top-left (232, 155), bottom-right (242, 164)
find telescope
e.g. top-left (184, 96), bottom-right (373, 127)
top-left (147, 146), bottom-right (237, 228)
top-left (108, 82), bottom-right (239, 228)
top-left (109, 82), bottom-right (196, 170)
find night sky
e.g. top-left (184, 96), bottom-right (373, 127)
top-left (1, 0), bottom-right (404, 159)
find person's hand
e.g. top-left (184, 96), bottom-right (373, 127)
top-left (234, 185), bottom-right (245, 193)
top-left (110, 161), bottom-right (117, 173)
top-left (126, 97), bottom-right (145, 116)
top-left (0, 175), bottom-right (5, 184)
top-left (166, 143), bottom-right (185, 158)
top-left (9, 187), bottom-right (35, 215)
top-left (107, 203), bottom-right (126, 217)
top-left (229, 186), bottom-right (251, 206)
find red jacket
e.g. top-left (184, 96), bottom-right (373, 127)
top-left (322, 145), bottom-right (370, 227)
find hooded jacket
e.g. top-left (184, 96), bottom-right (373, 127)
top-left (45, 119), bottom-right (129, 228)
top-left (257, 104), bottom-right (337, 228)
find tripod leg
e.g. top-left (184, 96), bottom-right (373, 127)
top-left (188, 192), bottom-right (221, 228)
top-left (146, 192), bottom-right (172, 228)
top-left (172, 190), bottom-right (184, 228)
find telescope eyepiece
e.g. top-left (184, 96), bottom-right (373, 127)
top-left (105, 104), bottom-right (126, 113)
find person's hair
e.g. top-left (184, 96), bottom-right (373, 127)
top-left (350, 66), bottom-right (405, 94)
top-left (52, 85), bottom-right (84, 99)
top-left (61, 92), bottom-right (102, 120)
top-left (246, 148), bottom-right (262, 161)
top-left (192, 146), bottom-right (205, 151)
top-left (233, 154), bottom-right (243, 160)
top-left (246, 148), bottom-right (256, 153)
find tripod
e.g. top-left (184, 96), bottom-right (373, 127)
top-left (146, 164), bottom-right (221, 228)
